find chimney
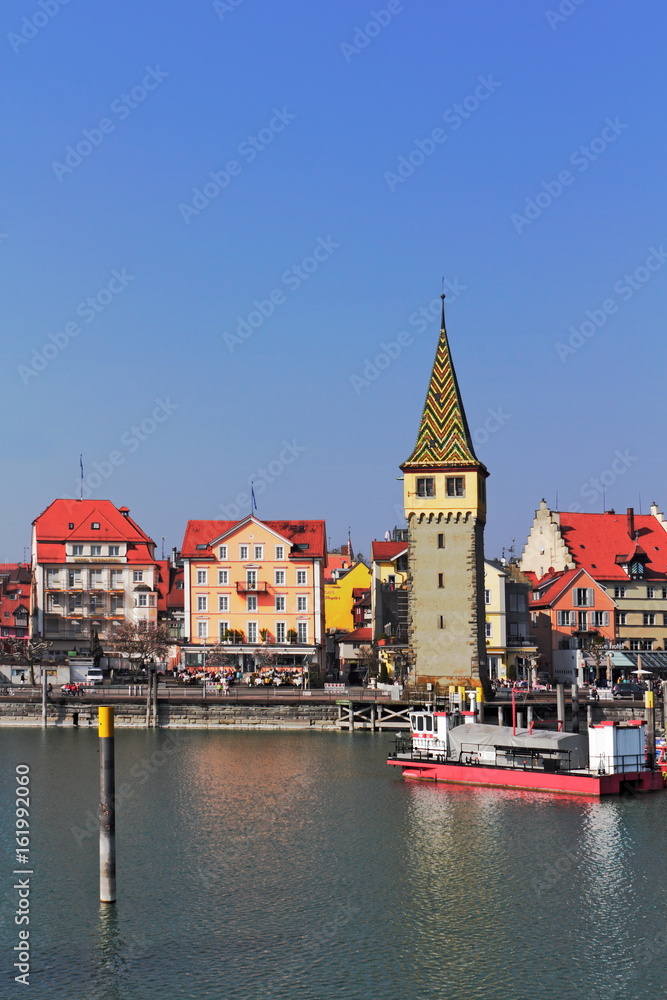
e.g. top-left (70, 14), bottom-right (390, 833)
top-left (627, 507), bottom-right (635, 539)
top-left (171, 546), bottom-right (178, 567)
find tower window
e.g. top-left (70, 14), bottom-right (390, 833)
top-left (437, 534), bottom-right (444, 549)
top-left (438, 573), bottom-right (444, 588)
top-left (446, 477), bottom-right (465, 497)
top-left (438, 615), bottom-right (445, 629)
top-left (416, 477), bottom-right (435, 498)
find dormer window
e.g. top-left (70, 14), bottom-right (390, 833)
top-left (91, 522), bottom-right (100, 530)
top-left (630, 561), bottom-right (644, 578)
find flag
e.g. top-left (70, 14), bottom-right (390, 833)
top-left (251, 485), bottom-right (257, 512)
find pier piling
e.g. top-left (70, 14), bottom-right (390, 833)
top-left (556, 685), bottom-right (565, 731)
top-left (571, 684), bottom-right (580, 733)
top-left (99, 707), bottom-right (116, 904)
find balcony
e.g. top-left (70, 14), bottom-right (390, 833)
top-left (236, 581), bottom-right (269, 593)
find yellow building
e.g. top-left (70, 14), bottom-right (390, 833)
top-left (180, 515), bottom-right (327, 676)
top-left (324, 561), bottom-right (371, 631)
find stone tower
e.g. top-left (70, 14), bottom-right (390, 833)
top-left (401, 296), bottom-right (489, 690)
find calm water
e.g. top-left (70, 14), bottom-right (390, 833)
top-left (1, 727), bottom-right (666, 999)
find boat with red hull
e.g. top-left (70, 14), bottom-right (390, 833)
top-left (388, 710), bottom-right (664, 797)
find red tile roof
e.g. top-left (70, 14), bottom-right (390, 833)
top-left (529, 568), bottom-right (604, 608)
top-left (155, 561), bottom-right (184, 612)
top-left (559, 511), bottom-right (667, 581)
top-left (181, 516), bottom-right (327, 560)
top-left (33, 499), bottom-right (156, 565)
top-left (371, 541), bottom-right (408, 561)
top-left (338, 627), bottom-right (372, 643)
top-left (324, 553), bottom-right (352, 582)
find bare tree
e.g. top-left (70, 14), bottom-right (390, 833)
top-left (112, 621), bottom-right (172, 672)
top-left (207, 643), bottom-right (240, 670)
top-left (23, 638), bottom-right (53, 686)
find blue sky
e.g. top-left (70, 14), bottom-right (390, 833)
top-left (2, 0), bottom-right (666, 563)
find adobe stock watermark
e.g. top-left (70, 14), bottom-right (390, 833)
top-left (545, 0), bottom-right (588, 31)
top-left (213, 0), bottom-right (248, 20)
top-left (218, 440), bottom-right (307, 519)
top-left (340, 1), bottom-right (413, 62)
top-left (511, 117), bottom-right (629, 234)
top-left (224, 237), bottom-right (340, 352)
top-left (18, 268), bottom-right (135, 385)
top-left (51, 67), bottom-right (169, 181)
top-left (74, 398), bottom-right (179, 499)
top-left (384, 75), bottom-right (501, 192)
top-left (471, 406), bottom-right (511, 448)
top-left (556, 246), bottom-right (667, 362)
top-left (71, 734), bottom-right (180, 845)
top-left (349, 278), bottom-right (467, 395)
top-left (567, 449), bottom-right (639, 510)
top-left (179, 108), bottom-right (296, 224)
top-left (8, 0), bottom-right (72, 54)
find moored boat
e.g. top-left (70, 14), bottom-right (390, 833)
top-left (388, 710), bottom-right (664, 796)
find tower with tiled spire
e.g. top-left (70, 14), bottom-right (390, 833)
top-left (401, 295), bottom-right (489, 689)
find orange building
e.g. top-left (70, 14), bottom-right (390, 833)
top-left (528, 568), bottom-right (615, 675)
top-left (180, 515), bottom-right (327, 677)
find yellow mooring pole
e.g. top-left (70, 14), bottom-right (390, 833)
top-left (99, 707), bottom-right (116, 903)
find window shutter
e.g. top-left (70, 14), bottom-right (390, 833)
top-left (587, 588), bottom-right (594, 607)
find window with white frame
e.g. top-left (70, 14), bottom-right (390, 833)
top-left (240, 545), bottom-right (249, 560)
top-left (219, 545), bottom-right (228, 560)
top-left (416, 477), bottom-right (435, 498)
top-left (110, 570), bottom-right (123, 589)
top-left (218, 569), bottom-right (229, 585)
top-left (90, 569), bottom-right (103, 589)
top-left (196, 569), bottom-right (208, 585)
top-left (275, 596), bottom-right (285, 612)
top-left (614, 586), bottom-right (626, 598)
top-left (90, 545), bottom-right (102, 556)
top-left (72, 545), bottom-right (83, 556)
top-left (275, 569), bottom-right (285, 585)
top-left (46, 569), bottom-right (60, 588)
top-left (197, 621), bottom-right (208, 638)
top-left (644, 613), bottom-right (656, 626)
top-left (247, 622), bottom-right (258, 643)
top-left (247, 596), bottom-right (257, 612)
top-left (296, 570), bottom-right (307, 585)
top-left (647, 587), bottom-right (655, 599)
top-left (446, 476), bottom-right (465, 497)
top-left (254, 545), bottom-right (263, 560)
top-left (297, 622), bottom-right (308, 643)
top-left (219, 596), bottom-right (229, 612)
top-left (484, 589), bottom-right (491, 605)
top-left (275, 622), bottom-right (286, 643)
top-left (197, 596), bottom-right (208, 611)
top-left (137, 594), bottom-right (148, 607)
top-left (133, 571), bottom-right (143, 583)
top-left (275, 545), bottom-right (285, 561)
top-left (617, 612), bottom-right (628, 626)
top-left (573, 588), bottom-right (594, 607)
top-left (557, 610), bottom-right (573, 626)
top-left (219, 621), bottom-right (229, 639)
top-left (108, 545), bottom-right (120, 556)
top-left (297, 596), bottom-right (308, 612)
top-left (485, 622), bottom-right (492, 638)
top-left (591, 611), bottom-right (609, 627)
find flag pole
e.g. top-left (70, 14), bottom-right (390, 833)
top-left (79, 455), bottom-right (84, 500)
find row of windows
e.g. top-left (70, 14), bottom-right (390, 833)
top-left (47, 594), bottom-right (154, 612)
top-left (196, 621), bottom-right (309, 643)
top-left (70, 545), bottom-right (121, 557)
top-left (557, 611), bottom-right (611, 627)
top-left (615, 586), bottom-right (667, 599)
top-left (213, 544), bottom-right (286, 562)
top-left (47, 569), bottom-right (148, 587)
top-left (416, 476), bottom-right (466, 498)
top-left (196, 595), bottom-right (309, 613)
top-left (196, 568), bottom-right (308, 586)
